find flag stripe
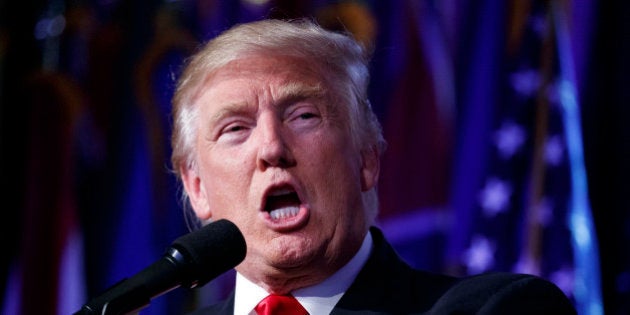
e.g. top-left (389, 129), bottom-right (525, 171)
top-left (553, 3), bottom-right (603, 314)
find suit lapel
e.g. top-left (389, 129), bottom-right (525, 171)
top-left (192, 227), bottom-right (455, 315)
top-left (331, 227), bottom-right (456, 315)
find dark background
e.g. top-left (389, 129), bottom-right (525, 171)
top-left (1, 0), bottom-right (628, 314)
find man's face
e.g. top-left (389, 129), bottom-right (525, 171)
top-left (181, 55), bottom-right (379, 293)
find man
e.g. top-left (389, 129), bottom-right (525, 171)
top-left (171, 19), bottom-right (575, 314)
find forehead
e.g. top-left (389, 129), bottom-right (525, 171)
top-left (190, 54), bottom-right (354, 127)
top-left (204, 55), bottom-right (328, 94)
top-left (189, 55), bottom-right (342, 121)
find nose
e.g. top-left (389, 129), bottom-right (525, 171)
top-left (255, 115), bottom-right (295, 170)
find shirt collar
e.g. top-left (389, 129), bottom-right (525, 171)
top-left (233, 231), bottom-right (373, 315)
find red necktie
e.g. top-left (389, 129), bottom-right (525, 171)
top-left (254, 294), bottom-right (309, 315)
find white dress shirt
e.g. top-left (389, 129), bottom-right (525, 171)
top-left (233, 232), bottom-right (373, 315)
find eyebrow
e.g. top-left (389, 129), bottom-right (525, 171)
top-left (274, 81), bottom-right (326, 105)
top-left (208, 82), bottom-right (327, 123)
top-left (208, 101), bottom-right (252, 127)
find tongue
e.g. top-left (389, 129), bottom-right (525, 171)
top-left (266, 193), bottom-right (300, 212)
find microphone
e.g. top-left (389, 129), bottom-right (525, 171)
top-left (74, 219), bottom-right (246, 315)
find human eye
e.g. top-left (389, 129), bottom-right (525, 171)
top-left (287, 104), bottom-right (321, 121)
top-left (224, 124), bottom-right (247, 133)
top-left (216, 120), bottom-right (251, 143)
top-left (283, 104), bottom-right (321, 134)
top-left (296, 111), bottom-right (317, 120)
top-left (286, 104), bottom-right (321, 128)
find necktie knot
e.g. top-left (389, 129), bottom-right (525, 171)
top-left (254, 294), bottom-right (308, 315)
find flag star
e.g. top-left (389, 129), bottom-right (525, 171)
top-left (479, 178), bottom-right (512, 216)
top-left (463, 236), bottom-right (495, 274)
top-left (511, 69), bottom-right (540, 97)
top-left (494, 121), bottom-right (526, 159)
top-left (549, 266), bottom-right (575, 297)
top-left (545, 135), bottom-right (565, 166)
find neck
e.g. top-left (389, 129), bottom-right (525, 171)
top-left (237, 230), bottom-right (368, 294)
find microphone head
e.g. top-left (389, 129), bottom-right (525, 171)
top-left (171, 219), bottom-right (246, 288)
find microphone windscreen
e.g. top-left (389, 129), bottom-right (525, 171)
top-left (171, 219), bottom-right (246, 287)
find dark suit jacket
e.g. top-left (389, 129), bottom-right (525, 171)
top-left (189, 227), bottom-right (576, 314)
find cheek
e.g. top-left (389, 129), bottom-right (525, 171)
top-left (200, 153), bottom-right (253, 214)
top-left (306, 134), bottom-right (363, 199)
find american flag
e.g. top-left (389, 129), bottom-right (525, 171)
top-left (452, 1), bottom-right (602, 314)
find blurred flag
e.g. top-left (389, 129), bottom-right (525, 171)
top-left (350, 0), bottom-right (456, 272)
top-left (376, 0), bottom-right (455, 221)
top-left (447, 1), bottom-right (602, 314)
top-left (1, 74), bottom-right (86, 315)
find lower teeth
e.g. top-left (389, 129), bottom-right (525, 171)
top-left (269, 207), bottom-right (299, 220)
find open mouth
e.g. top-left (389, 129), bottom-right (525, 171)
top-left (264, 187), bottom-right (302, 221)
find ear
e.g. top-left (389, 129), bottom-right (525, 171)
top-left (360, 145), bottom-right (380, 191)
top-left (180, 164), bottom-right (212, 221)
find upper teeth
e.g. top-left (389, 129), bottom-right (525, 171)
top-left (269, 188), bottom-right (294, 196)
